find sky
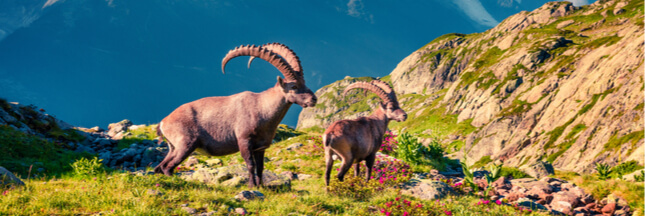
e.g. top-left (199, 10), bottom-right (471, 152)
top-left (0, 0), bottom-right (589, 128)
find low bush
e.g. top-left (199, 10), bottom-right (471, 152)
top-left (595, 163), bottom-right (612, 180)
top-left (380, 130), bottom-right (398, 154)
top-left (328, 156), bottom-right (412, 200)
top-left (71, 157), bottom-right (105, 177)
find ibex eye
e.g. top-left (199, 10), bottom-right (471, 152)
top-left (291, 86), bottom-right (298, 90)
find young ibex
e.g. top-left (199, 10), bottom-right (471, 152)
top-left (155, 43), bottom-right (317, 187)
top-left (323, 80), bottom-right (407, 186)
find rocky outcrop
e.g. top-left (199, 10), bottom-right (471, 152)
top-left (0, 166), bottom-right (24, 187)
top-left (401, 179), bottom-right (455, 200)
top-left (297, 0), bottom-right (644, 173)
top-left (487, 177), bottom-right (632, 215)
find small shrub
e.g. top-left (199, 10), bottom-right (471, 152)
top-left (394, 132), bottom-right (445, 166)
top-left (71, 157), bottom-right (105, 177)
top-left (634, 170), bottom-right (644, 182)
top-left (595, 163), bottom-right (612, 180)
top-left (499, 167), bottom-right (531, 179)
top-left (378, 197), bottom-right (428, 216)
top-left (488, 162), bottom-right (503, 180)
top-left (380, 131), bottom-right (398, 154)
top-left (611, 160), bottom-right (644, 179)
top-left (460, 161), bottom-right (478, 192)
top-left (328, 157), bottom-right (412, 200)
top-left (395, 132), bottom-right (425, 165)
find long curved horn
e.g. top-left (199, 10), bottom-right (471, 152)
top-left (370, 80), bottom-right (398, 103)
top-left (343, 81), bottom-right (393, 105)
top-left (248, 43), bottom-right (303, 76)
top-left (222, 45), bottom-right (298, 81)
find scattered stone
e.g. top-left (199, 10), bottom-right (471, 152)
top-left (514, 197), bottom-right (549, 211)
top-left (234, 190), bottom-right (265, 201)
top-left (601, 202), bottom-right (616, 215)
top-left (182, 207), bottom-right (197, 214)
top-left (0, 166), bottom-right (24, 187)
top-left (184, 156), bottom-right (200, 167)
top-left (297, 174), bottom-right (313, 180)
top-left (206, 159), bottom-right (222, 166)
top-left (286, 143), bottom-right (303, 150)
top-left (235, 207), bottom-right (247, 215)
top-left (401, 179), bottom-right (455, 200)
top-left (146, 189), bottom-right (164, 196)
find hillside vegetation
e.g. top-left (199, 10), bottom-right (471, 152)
top-left (297, 0), bottom-right (644, 174)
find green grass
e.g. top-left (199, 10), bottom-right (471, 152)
top-left (473, 46), bottom-right (505, 69)
top-left (0, 125), bottom-right (94, 178)
top-left (603, 130), bottom-right (644, 152)
top-left (116, 124), bottom-right (159, 150)
top-left (388, 106), bottom-right (477, 141)
top-left (580, 35), bottom-right (622, 49)
top-left (472, 156), bottom-right (492, 169)
top-left (499, 100), bottom-right (533, 117)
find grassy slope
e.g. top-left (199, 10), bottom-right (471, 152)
top-left (0, 127), bottom-right (551, 215)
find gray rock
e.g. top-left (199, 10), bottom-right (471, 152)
top-left (520, 160), bottom-right (554, 179)
top-left (184, 156), bottom-right (199, 167)
top-left (122, 148), bottom-right (138, 161)
top-left (286, 142), bottom-right (303, 150)
top-left (235, 207), bottom-right (247, 215)
top-left (514, 197), bottom-right (549, 211)
top-left (401, 179), bottom-right (455, 200)
top-left (147, 189), bottom-right (164, 196)
top-left (107, 119), bottom-right (133, 139)
top-left (98, 151), bottom-right (112, 163)
top-left (75, 145), bottom-right (96, 154)
top-left (234, 190), bottom-right (265, 201)
top-left (0, 166), bottom-right (24, 187)
top-left (182, 206), bottom-right (197, 214)
top-left (181, 164), bottom-right (290, 189)
top-left (0, 108), bottom-right (17, 123)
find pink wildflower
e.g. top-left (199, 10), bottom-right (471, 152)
top-left (155, 183), bottom-right (160, 187)
top-left (385, 212), bottom-right (391, 216)
top-left (453, 182), bottom-right (462, 187)
top-left (403, 212), bottom-right (409, 216)
top-left (495, 200), bottom-right (502, 205)
top-left (444, 211), bottom-right (452, 215)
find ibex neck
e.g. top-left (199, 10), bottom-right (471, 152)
top-left (368, 108), bottom-right (389, 134)
top-left (257, 85), bottom-right (292, 125)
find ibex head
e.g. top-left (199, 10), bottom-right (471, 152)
top-left (222, 43), bottom-right (317, 108)
top-left (344, 80), bottom-right (407, 122)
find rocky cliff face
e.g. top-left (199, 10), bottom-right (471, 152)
top-left (298, 0), bottom-right (644, 173)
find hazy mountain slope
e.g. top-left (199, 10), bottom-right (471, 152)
top-left (297, 0), bottom-right (644, 173)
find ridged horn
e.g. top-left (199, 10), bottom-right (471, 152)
top-left (343, 81), bottom-right (393, 105)
top-left (370, 80), bottom-right (398, 103)
top-left (248, 43), bottom-right (303, 77)
top-left (222, 45), bottom-right (298, 81)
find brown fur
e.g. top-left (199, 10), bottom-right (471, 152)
top-left (155, 72), bottom-right (316, 188)
top-left (323, 100), bottom-right (406, 186)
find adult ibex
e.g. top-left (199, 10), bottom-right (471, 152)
top-left (155, 43), bottom-right (317, 187)
top-left (323, 80), bottom-right (407, 186)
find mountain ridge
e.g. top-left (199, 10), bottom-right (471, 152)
top-left (297, 0), bottom-right (644, 173)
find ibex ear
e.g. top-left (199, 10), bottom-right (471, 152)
top-left (277, 76), bottom-right (285, 88)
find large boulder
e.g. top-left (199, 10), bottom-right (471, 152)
top-left (107, 119), bottom-right (133, 139)
top-left (0, 166), bottom-right (24, 187)
top-left (400, 179), bottom-right (455, 200)
top-left (519, 160), bottom-right (554, 179)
